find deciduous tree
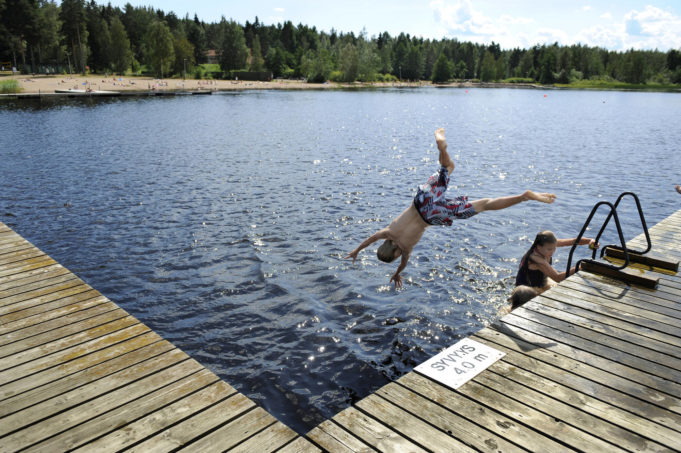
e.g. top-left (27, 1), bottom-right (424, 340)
top-left (109, 16), bottom-right (132, 74)
top-left (144, 19), bottom-right (174, 77)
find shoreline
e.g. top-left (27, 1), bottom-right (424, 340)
top-left (2, 74), bottom-right (680, 96)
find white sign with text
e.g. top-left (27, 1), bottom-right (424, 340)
top-left (415, 338), bottom-right (505, 390)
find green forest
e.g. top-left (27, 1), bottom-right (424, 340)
top-left (2, 0), bottom-right (681, 86)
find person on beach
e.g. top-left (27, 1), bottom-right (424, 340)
top-left (345, 128), bottom-right (557, 288)
top-left (510, 231), bottom-right (597, 309)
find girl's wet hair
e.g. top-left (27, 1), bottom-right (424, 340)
top-left (377, 239), bottom-right (399, 263)
top-left (532, 230), bottom-right (557, 248)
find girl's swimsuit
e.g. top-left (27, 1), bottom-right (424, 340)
top-left (515, 249), bottom-right (551, 287)
top-left (413, 166), bottom-right (477, 226)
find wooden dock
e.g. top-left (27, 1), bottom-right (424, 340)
top-left (0, 221), bottom-right (319, 452)
top-left (307, 210), bottom-right (681, 452)
top-left (3, 209), bottom-right (681, 453)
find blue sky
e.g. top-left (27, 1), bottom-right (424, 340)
top-left (106, 0), bottom-right (681, 51)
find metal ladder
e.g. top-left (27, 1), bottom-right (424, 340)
top-left (564, 192), bottom-right (664, 288)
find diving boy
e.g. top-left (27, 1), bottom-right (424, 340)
top-left (345, 128), bottom-right (556, 288)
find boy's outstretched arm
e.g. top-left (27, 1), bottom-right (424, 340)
top-left (390, 251), bottom-right (410, 289)
top-left (345, 229), bottom-right (389, 263)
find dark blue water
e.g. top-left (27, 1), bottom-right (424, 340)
top-left (2, 88), bottom-right (680, 433)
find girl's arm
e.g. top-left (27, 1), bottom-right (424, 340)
top-left (557, 237), bottom-right (597, 248)
top-left (529, 254), bottom-right (572, 283)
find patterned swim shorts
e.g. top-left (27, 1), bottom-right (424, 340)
top-left (413, 166), bottom-right (477, 226)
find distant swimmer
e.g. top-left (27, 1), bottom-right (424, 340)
top-left (510, 231), bottom-right (597, 309)
top-left (345, 128), bottom-right (557, 288)
top-left (676, 185), bottom-right (681, 195)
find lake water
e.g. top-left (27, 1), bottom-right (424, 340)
top-left (2, 88), bottom-right (680, 433)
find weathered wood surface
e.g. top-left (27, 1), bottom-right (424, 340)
top-left (0, 222), bottom-right (316, 452)
top-left (315, 209), bottom-right (681, 452)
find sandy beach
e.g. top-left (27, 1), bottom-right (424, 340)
top-left (8, 74), bottom-right (434, 94)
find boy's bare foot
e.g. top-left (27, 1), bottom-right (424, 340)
top-left (434, 128), bottom-right (447, 151)
top-left (522, 190), bottom-right (556, 204)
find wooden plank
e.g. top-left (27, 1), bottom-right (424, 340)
top-left (375, 382), bottom-right (525, 452)
top-left (2, 359), bottom-right (206, 450)
top-left (397, 372), bottom-right (562, 451)
top-left (0, 289), bottom-right (102, 325)
top-left (0, 248), bottom-right (46, 266)
top-left (0, 237), bottom-right (31, 247)
top-left (125, 393), bottom-right (256, 452)
top-left (477, 363), bottom-right (670, 453)
top-left (277, 436), bottom-right (323, 453)
top-left (0, 234), bottom-right (26, 244)
top-left (70, 380), bottom-right (237, 452)
top-left (0, 349), bottom-right (192, 436)
top-left (0, 244), bottom-right (34, 256)
top-left (0, 308), bottom-right (129, 357)
top-left (0, 340), bottom-right (174, 417)
top-left (0, 299), bottom-right (118, 345)
top-left (176, 407), bottom-right (276, 452)
top-left (0, 272), bottom-right (82, 304)
top-left (0, 283), bottom-right (95, 319)
top-left (547, 283), bottom-right (681, 337)
top-left (515, 302), bottom-right (681, 368)
top-left (356, 393), bottom-right (478, 452)
top-left (0, 323), bottom-right (149, 383)
top-left (26, 369), bottom-right (220, 453)
top-left (0, 331), bottom-right (163, 402)
top-left (533, 293), bottom-right (681, 350)
top-left (561, 274), bottom-right (681, 317)
top-left (473, 329), bottom-right (681, 448)
top-left (498, 312), bottom-right (681, 395)
top-left (0, 316), bottom-right (141, 371)
top-left (224, 419), bottom-right (299, 453)
top-left (0, 264), bottom-right (66, 291)
top-left (514, 304), bottom-right (681, 370)
top-left (332, 406), bottom-right (429, 453)
top-left (307, 420), bottom-right (373, 452)
top-left (0, 256), bottom-right (57, 279)
top-left (0, 275), bottom-right (84, 307)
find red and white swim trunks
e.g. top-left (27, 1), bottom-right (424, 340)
top-left (413, 166), bottom-right (477, 226)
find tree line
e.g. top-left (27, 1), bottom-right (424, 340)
top-left (2, 0), bottom-right (681, 85)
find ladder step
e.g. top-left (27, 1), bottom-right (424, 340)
top-left (579, 260), bottom-right (659, 289)
top-left (603, 247), bottom-right (679, 272)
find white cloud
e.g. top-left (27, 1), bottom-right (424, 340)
top-left (429, 0), bottom-right (680, 51)
top-left (576, 24), bottom-right (624, 49)
top-left (498, 14), bottom-right (533, 25)
top-left (430, 0), bottom-right (498, 35)
top-left (274, 7), bottom-right (285, 13)
top-left (535, 28), bottom-right (569, 45)
top-left (573, 6), bottom-right (680, 50)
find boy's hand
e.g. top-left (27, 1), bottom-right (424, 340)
top-left (390, 273), bottom-right (403, 289)
top-left (345, 249), bottom-right (359, 263)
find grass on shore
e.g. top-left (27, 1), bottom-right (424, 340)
top-left (555, 79), bottom-right (680, 92)
top-left (0, 79), bottom-right (21, 93)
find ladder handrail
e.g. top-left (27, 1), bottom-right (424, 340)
top-left (566, 200), bottom-right (630, 278)
top-left (593, 192), bottom-right (651, 259)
